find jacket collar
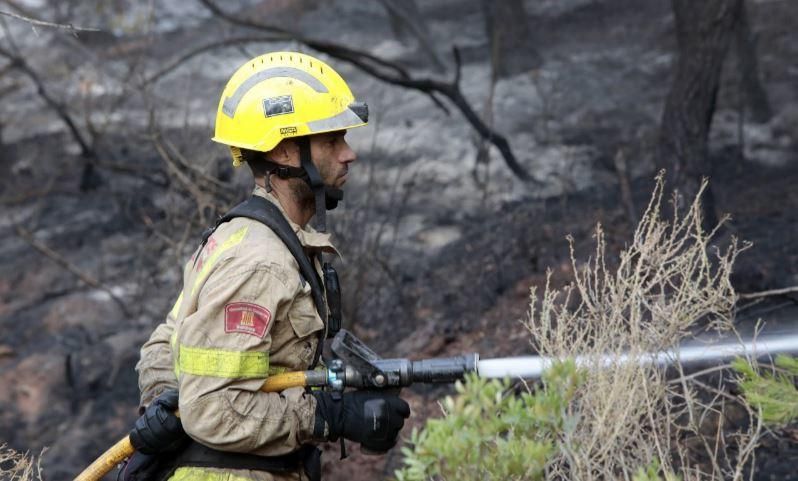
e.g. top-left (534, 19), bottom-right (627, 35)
top-left (252, 185), bottom-right (340, 257)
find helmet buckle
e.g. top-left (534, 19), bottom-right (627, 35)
top-left (275, 166), bottom-right (292, 179)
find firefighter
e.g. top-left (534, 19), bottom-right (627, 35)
top-left (131, 51), bottom-right (410, 481)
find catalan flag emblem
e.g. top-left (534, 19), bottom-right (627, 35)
top-left (224, 302), bottom-right (271, 338)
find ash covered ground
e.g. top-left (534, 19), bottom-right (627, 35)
top-left (1, 0), bottom-right (797, 479)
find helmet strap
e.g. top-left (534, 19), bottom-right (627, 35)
top-left (259, 138), bottom-right (342, 233)
top-left (269, 163), bottom-right (308, 181)
top-left (297, 137), bottom-right (343, 233)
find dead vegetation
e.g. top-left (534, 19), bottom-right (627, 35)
top-left (0, 445), bottom-right (42, 481)
top-left (0, 2), bottom-right (796, 479)
top-left (526, 172), bottom-right (760, 480)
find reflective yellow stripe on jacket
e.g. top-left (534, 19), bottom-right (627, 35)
top-left (169, 291), bottom-right (184, 319)
top-left (171, 226), bottom-right (263, 380)
top-left (177, 345), bottom-right (269, 379)
top-left (170, 467), bottom-right (256, 481)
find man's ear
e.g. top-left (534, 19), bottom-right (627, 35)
top-left (270, 139), bottom-right (299, 166)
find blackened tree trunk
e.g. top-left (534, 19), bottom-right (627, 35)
top-left (658, 0), bottom-right (742, 229)
top-left (735, 0), bottom-right (772, 124)
top-left (480, 0), bottom-right (542, 80)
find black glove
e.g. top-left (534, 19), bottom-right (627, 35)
top-left (129, 389), bottom-right (187, 455)
top-left (313, 390), bottom-right (410, 453)
top-left (118, 452), bottom-right (161, 481)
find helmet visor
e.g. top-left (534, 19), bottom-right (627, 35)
top-left (306, 101), bottom-right (369, 133)
top-left (349, 102), bottom-right (368, 123)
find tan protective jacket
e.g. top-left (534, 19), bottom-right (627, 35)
top-left (136, 186), bottom-right (337, 481)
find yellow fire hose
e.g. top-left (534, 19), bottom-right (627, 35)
top-left (74, 333), bottom-right (478, 481)
top-left (74, 328), bottom-right (798, 481)
top-left (73, 371), bottom-right (312, 481)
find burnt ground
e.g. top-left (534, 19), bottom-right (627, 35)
top-left (1, 0), bottom-right (797, 480)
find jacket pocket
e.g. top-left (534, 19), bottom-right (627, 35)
top-left (288, 281), bottom-right (324, 339)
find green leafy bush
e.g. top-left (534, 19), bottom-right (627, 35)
top-left (733, 354), bottom-right (798, 426)
top-left (395, 360), bottom-right (580, 481)
top-left (632, 460), bottom-right (681, 481)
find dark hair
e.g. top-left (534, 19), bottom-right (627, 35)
top-left (238, 148), bottom-right (271, 178)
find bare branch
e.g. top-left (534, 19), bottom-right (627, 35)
top-left (150, 132), bottom-right (220, 225)
top-left (0, 44), bottom-right (94, 158)
top-left (377, 0), bottom-right (446, 71)
top-left (197, 0), bottom-right (535, 182)
top-left (0, 187), bottom-right (79, 206)
top-left (0, 9), bottom-right (101, 34)
top-left (613, 148), bottom-right (638, 226)
top-left (92, 157), bottom-right (169, 188)
top-left (161, 137), bottom-right (236, 193)
top-left (738, 285), bottom-right (798, 300)
top-left (14, 225), bottom-right (132, 318)
top-left (526, 175), bottom-right (758, 479)
top-left (197, 0), bottom-right (408, 79)
top-left (141, 36), bottom-right (284, 86)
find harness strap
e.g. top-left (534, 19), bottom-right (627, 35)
top-left (201, 195), bottom-right (328, 367)
top-left (163, 197), bottom-right (335, 478)
top-left (154, 442), bottom-right (321, 481)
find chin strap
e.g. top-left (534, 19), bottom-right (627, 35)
top-left (298, 138), bottom-right (329, 233)
top-left (262, 137), bottom-right (343, 233)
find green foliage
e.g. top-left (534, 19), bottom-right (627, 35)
top-left (395, 360), bottom-right (581, 481)
top-left (733, 355), bottom-right (798, 426)
top-left (633, 461), bottom-right (662, 481)
top-left (632, 459), bottom-right (682, 481)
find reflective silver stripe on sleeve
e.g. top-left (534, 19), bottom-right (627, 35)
top-left (222, 67), bottom-right (329, 118)
top-left (306, 108), bottom-right (365, 133)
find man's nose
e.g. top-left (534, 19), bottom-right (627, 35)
top-left (340, 140), bottom-right (356, 164)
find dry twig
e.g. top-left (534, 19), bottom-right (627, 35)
top-left (0, 444), bottom-right (43, 481)
top-left (13, 225), bottom-right (132, 317)
top-left (526, 172), bottom-right (759, 480)
top-left (0, 42), bottom-right (94, 158)
top-left (0, 10), bottom-right (100, 33)
top-left (738, 285), bottom-right (798, 300)
top-left (140, 35), bottom-right (283, 86)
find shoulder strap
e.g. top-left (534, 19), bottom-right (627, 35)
top-left (203, 196), bottom-right (327, 367)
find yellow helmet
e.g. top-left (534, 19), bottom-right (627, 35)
top-left (213, 51), bottom-right (368, 166)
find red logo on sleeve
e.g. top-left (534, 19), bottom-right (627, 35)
top-left (224, 302), bottom-right (271, 338)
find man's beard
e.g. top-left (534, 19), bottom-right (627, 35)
top-left (284, 161), bottom-right (343, 214)
top-left (287, 178), bottom-right (316, 213)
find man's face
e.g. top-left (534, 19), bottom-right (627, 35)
top-left (309, 130), bottom-right (356, 189)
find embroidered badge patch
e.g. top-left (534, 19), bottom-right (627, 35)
top-left (224, 302), bottom-right (271, 338)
